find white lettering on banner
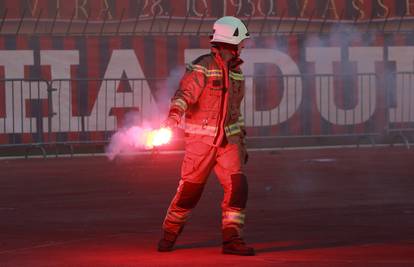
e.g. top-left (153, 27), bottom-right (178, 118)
top-left (348, 47), bottom-right (382, 124)
top-left (86, 50), bottom-right (158, 131)
top-left (388, 47), bottom-right (414, 123)
top-left (306, 47), bottom-right (340, 125)
top-left (184, 49), bottom-right (303, 127)
top-left (41, 50), bottom-right (80, 132)
top-left (306, 47), bottom-right (382, 125)
top-left (1, 47), bottom-right (414, 137)
top-left (0, 51), bottom-right (44, 134)
top-left (242, 49), bottom-right (302, 126)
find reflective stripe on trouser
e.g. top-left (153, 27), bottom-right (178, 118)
top-left (162, 140), bottom-right (248, 236)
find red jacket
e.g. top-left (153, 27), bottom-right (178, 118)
top-left (169, 46), bottom-right (246, 146)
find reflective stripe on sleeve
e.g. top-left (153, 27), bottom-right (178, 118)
top-left (229, 71), bottom-right (244, 81)
top-left (237, 116), bottom-right (245, 127)
top-left (225, 122), bottom-right (241, 136)
top-left (172, 98), bottom-right (188, 111)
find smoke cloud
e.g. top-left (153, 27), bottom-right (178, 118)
top-left (105, 67), bottom-right (185, 160)
top-left (104, 112), bottom-right (156, 160)
top-left (154, 66), bottom-right (185, 114)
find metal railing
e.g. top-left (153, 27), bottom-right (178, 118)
top-left (0, 78), bottom-right (165, 156)
top-left (48, 78), bottom-right (164, 139)
top-left (0, 79), bottom-right (52, 147)
top-left (242, 73), bottom-right (386, 147)
top-left (386, 72), bottom-right (414, 148)
top-left (0, 73), bottom-right (413, 156)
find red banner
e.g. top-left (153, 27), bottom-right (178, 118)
top-left (1, 0), bottom-right (414, 20)
top-left (1, 33), bottom-right (414, 145)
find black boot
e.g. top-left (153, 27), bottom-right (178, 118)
top-left (222, 227), bottom-right (255, 256)
top-left (157, 231), bottom-right (178, 252)
top-left (222, 238), bottom-right (255, 256)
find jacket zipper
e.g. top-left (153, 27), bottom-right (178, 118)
top-left (213, 59), bottom-right (229, 146)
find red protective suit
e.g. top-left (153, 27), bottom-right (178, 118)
top-left (162, 45), bottom-right (248, 243)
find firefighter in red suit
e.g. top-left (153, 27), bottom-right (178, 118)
top-left (158, 16), bottom-right (254, 256)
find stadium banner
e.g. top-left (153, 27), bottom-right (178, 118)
top-left (0, 33), bottom-right (414, 145)
top-left (1, 0), bottom-right (414, 21)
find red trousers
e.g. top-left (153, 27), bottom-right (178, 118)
top-left (162, 138), bottom-right (248, 241)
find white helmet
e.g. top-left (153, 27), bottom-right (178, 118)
top-left (210, 16), bottom-right (250, 45)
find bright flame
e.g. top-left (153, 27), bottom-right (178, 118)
top-left (145, 127), bottom-right (172, 149)
top-left (106, 125), bottom-right (173, 160)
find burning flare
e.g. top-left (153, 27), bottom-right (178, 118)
top-left (144, 127), bottom-right (173, 149)
top-left (106, 125), bottom-right (173, 160)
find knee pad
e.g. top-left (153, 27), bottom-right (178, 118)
top-left (176, 181), bottom-right (205, 209)
top-left (229, 174), bottom-right (248, 209)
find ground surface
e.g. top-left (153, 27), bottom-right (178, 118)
top-left (0, 147), bottom-right (413, 267)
